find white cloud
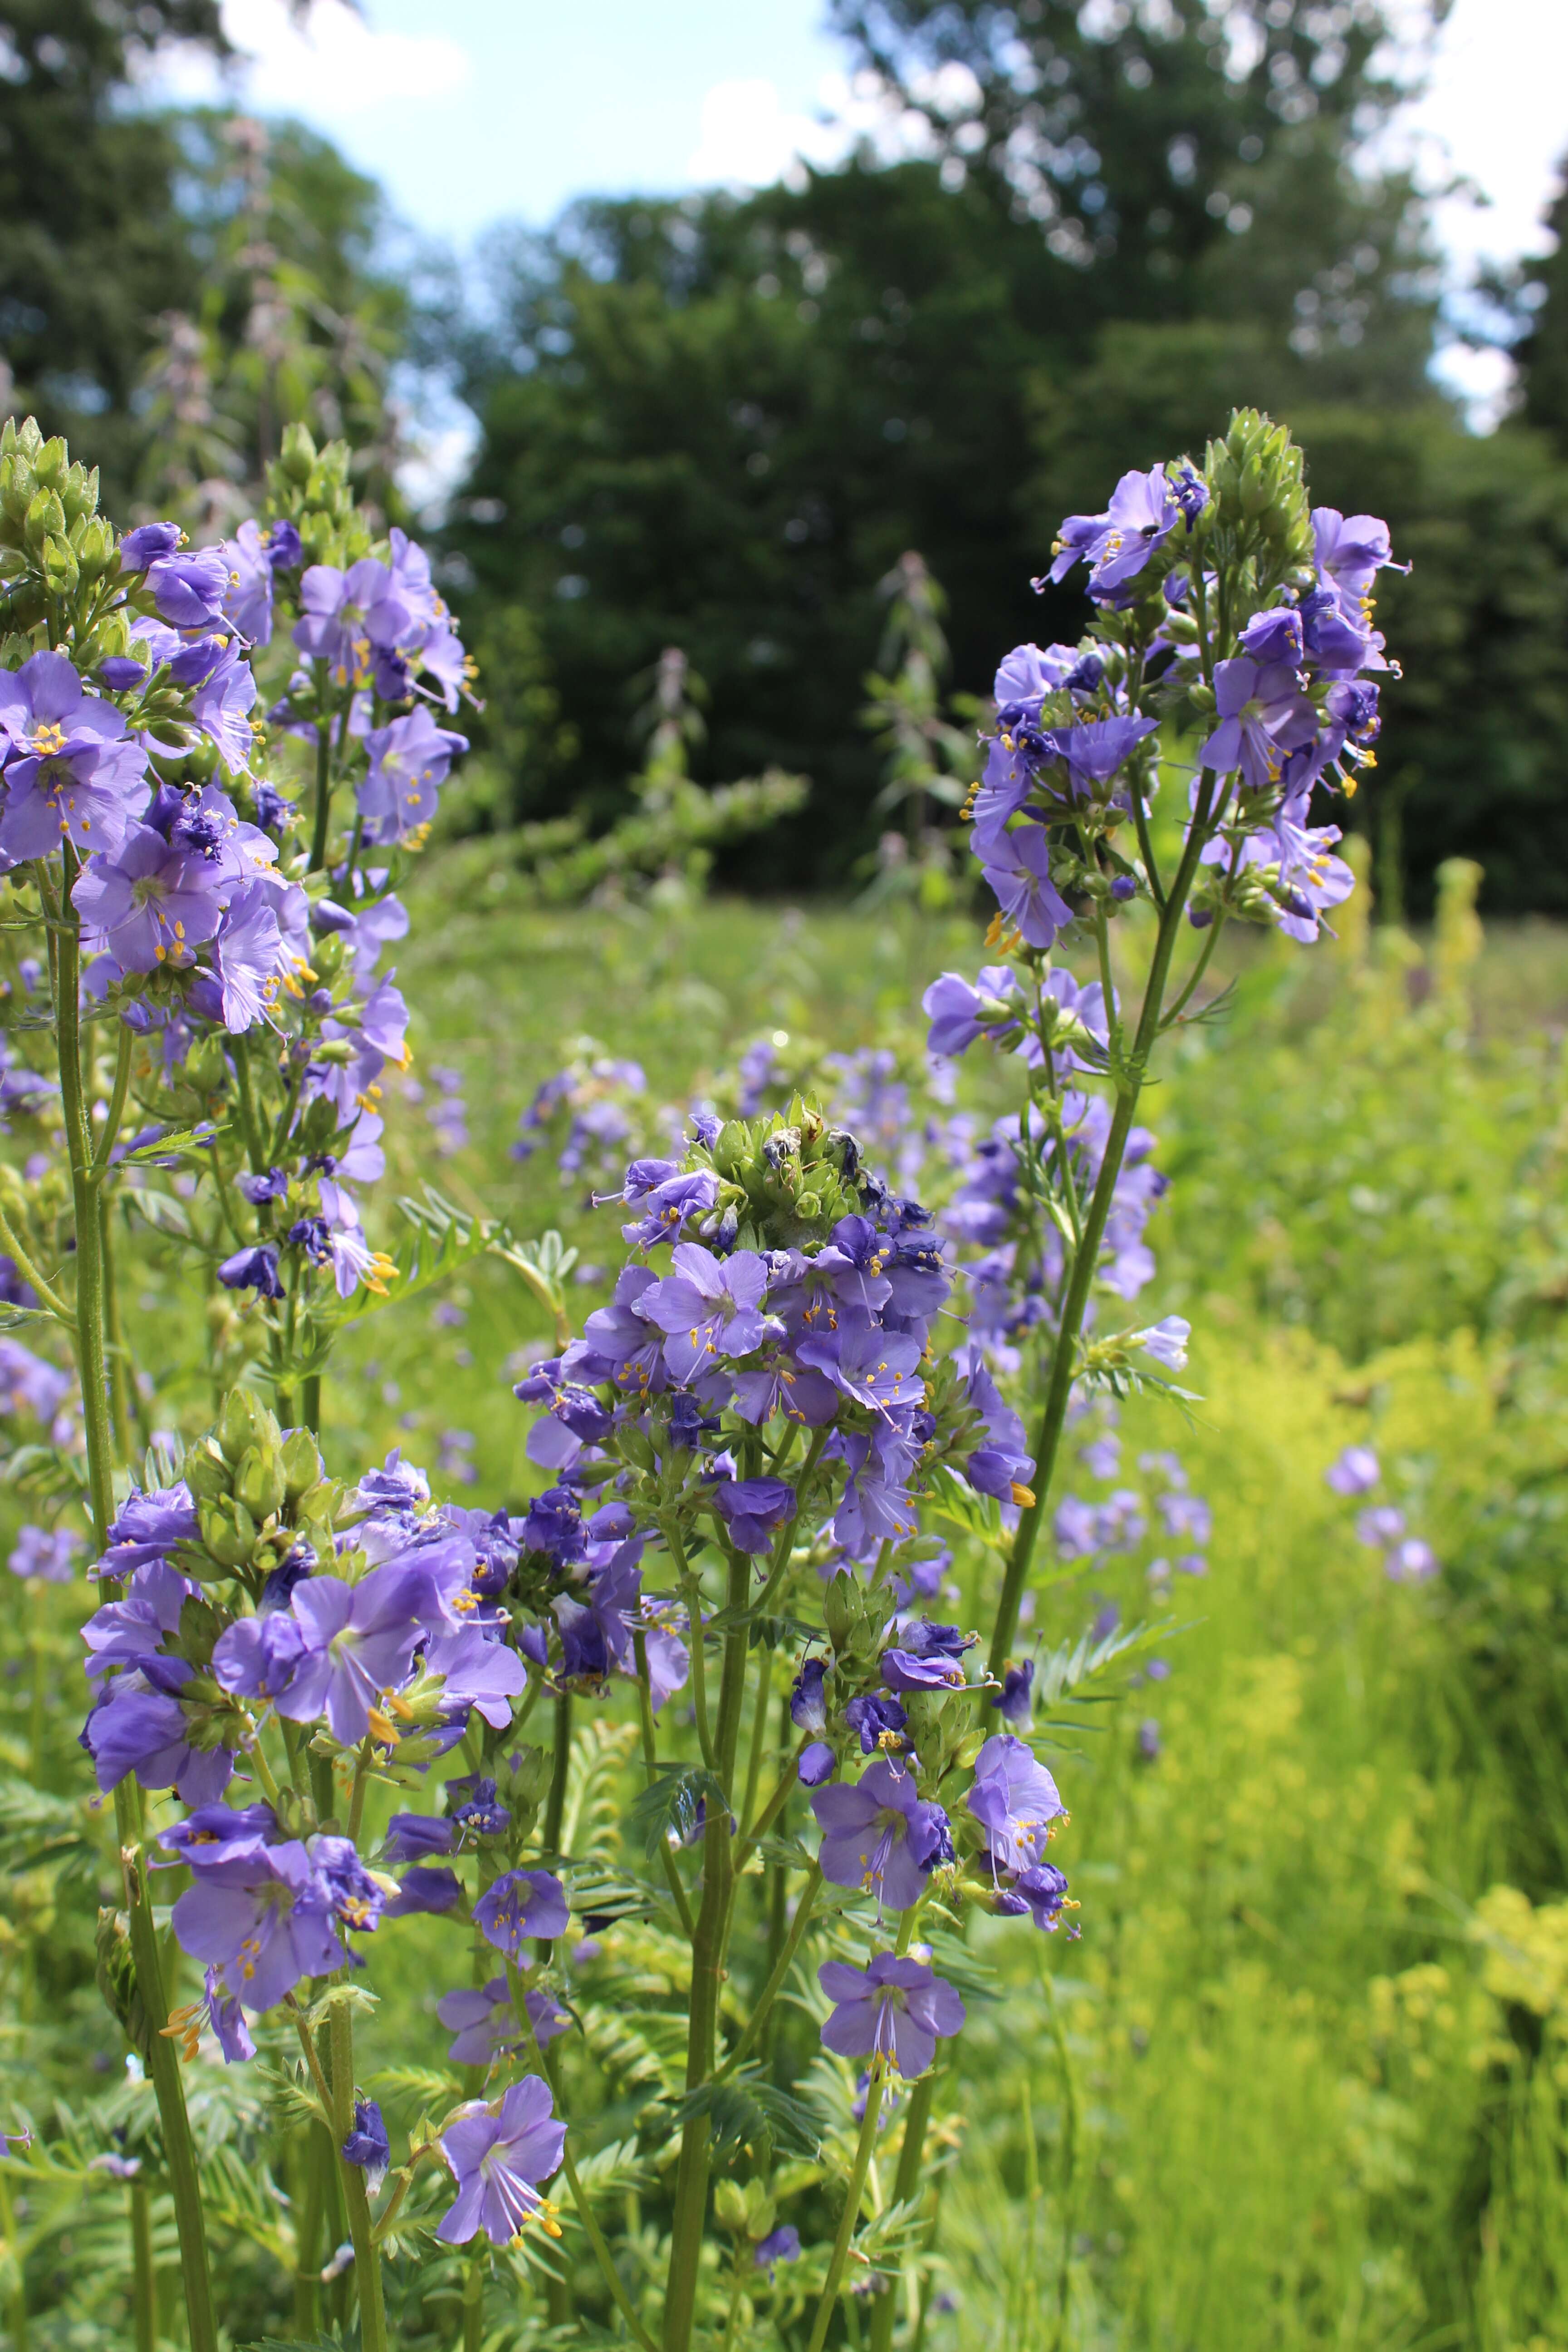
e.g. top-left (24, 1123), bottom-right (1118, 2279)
top-left (151, 0), bottom-right (471, 122)
top-left (684, 77), bottom-right (848, 189)
top-left (1394, 0), bottom-right (1568, 270)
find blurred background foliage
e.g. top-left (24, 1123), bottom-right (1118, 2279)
top-left (5, 0), bottom-right (1568, 915)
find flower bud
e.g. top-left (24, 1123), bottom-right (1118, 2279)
top-left (714, 2181), bottom-right (749, 2232)
top-left (32, 437), bottom-right (68, 490)
top-left (62, 463), bottom-right (99, 527)
top-left (197, 1494), bottom-right (259, 1571)
top-left (823, 1569), bottom-right (858, 1654)
top-left (280, 1426), bottom-right (323, 1504)
top-left (217, 1386), bottom-right (275, 1466)
top-left (42, 534), bottom-right (78, 593)
top-left (278, 421), bottom-right (318, 485)
top-left (76, 515), bottom-right (115, 579)
top-left (182, 1436), bottom-right (232, 1503)
top-left (234, 1441), bottom-right (288, 1522)
top-left (24, 485), bottom-right (65, 551)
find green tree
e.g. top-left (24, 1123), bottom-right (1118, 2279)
top-left (1512, 159), bottom-right (1568, 455)
top-left (0, 1), bottom-right (228, 504)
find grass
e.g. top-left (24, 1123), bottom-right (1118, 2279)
top-left (5, 864), bottom-right (1568, 2348)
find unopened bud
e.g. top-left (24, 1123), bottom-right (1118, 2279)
top-left (197, 1495), bottom-right (259, 1571)
top-left (234, 1441), bottom-right (287, 1522)
top-left (280, 1426), bottom-right (323, 1504)
top-left (217, 1386), bottom-right (273, 1466)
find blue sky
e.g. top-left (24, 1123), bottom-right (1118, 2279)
top-left (154, 0), bottom-right (1568, 425)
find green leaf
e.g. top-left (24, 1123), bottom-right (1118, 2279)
top-left (624, 1764), bottom-right (729, 1858)
top-left (666, 2068), bottom-right (818, 2160)
top-left (122, 1188), bottom-right (194, 1240)
top-left (115, 1122), bottom-right (224, 1167)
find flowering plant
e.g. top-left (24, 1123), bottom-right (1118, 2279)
top-left (0, 404), bottom-right (1403, 2352)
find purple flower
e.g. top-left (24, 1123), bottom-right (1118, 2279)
top-left (342, 2097), bottom-right (389, 2187)
top-left (994, 1659), bottom-right (1034, 1722)
top-left (966, 1733), bottom-right (1064, 1873)
top-left (272, 1564), bottom-right (435, 1745)
top-left (844, 1691), bottom-right (909, 1754)
top-left (383, 1813), bottom-right (456, 1863)
top-left (436, 1977), bottom-right (570, 2067)
top-left (145, 548), bottom-right (230, 630)
top-left (1386, 1538), bottom-right (1438, 1583)
top-left (358, 707), bottom-right (468, 842)
top-left (818, 1954), bottom-right (965, 2078)
top-left (797, 1323), bottom-right (923, 1418)
top-left (790, 1657), bottom-right (828, 1735)
top-left (621, 1167), bottom-right (718, 1249)
top-left (438, 2077), bottom-right (566, 2247)
top-left (9, 1523), bottom-right (81, 1582)
top-left (1137, 1718), bottom-right (1162, 1760)
top-left (1357, 1505), bottom-right (1406, 1548)
top-left (1044, 715), bottom-right (1158, 802)
top-left (0, 652), bottom-right (148, 859)
top-left (473, 1868), bottom-right (569, 1956)
top-left (98, 1482), bottom-right (198, 1576)
top-left (72, 823), bottom-right (228, 973)
top-left (832, 1424), bottom-right (921, 1557)
top-left (978, 823), bottom-right (1073, 952)
top-left (713, 1477), bottom-right (796, 1555)
top-left (922, 966), bottom-right (1024, 1059)
top-left (190, 881), bottom-right (286, 1032)
top-left (204, 1965), bottom-right (257, 2063)
top-left (1136, 1316), bottom-right (1190, 1371)
top-left (1312, 508), bottom-right (1397, 618)
top-left (881, 1644), bottom-right (965, 1693)
top-left (78, 1668), bottom-right (234, 1806)
top-left (799, 1740), bottom-right (837, 1785)
top-left (755, 2225), bottom-right (801, 2275)
top-left (1200, 658), bottom-right (1318, 794)
top-left (212, 1611), bottom-right (310, 1705)
top-left (996, 1859), bottom-right (1073, 1931)
top-left (387, 1867), bottom-right (464, 1916)
top-left (119, 523), bottom-right (182, 572)
top-left (1326, 1444), bottom-right (1380, 1495)
top-left (638, 1244), bottom-right (771, 1380)
top-left (1048, 467), bottom-right (1179, 595)
top-left (217, 1243), bottom-right (282, 1298)
top-left (171, 1836), bottom-right (343, 2011)
top-left (811, 1756), bottom-right (951, 1910)
top-left (425, 1623), bottom-right (527, 1729)
top-left (185, 639), bottom-right (259, 776)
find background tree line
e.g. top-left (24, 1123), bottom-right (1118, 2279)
top-left (8, 0), bottom-right (1568, 911)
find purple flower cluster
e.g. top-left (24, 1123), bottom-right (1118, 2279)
top-left (1326, 1445), bottom-right (1439, 1583)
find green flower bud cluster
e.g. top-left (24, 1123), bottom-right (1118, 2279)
top-left (714, 2176), bottom-right (780, 2245)
top-left (265, 421), bottom-right (375, 572)
top-left (691, 1100), bottom-right (873, 1251)
top-left (1201, 407), bottom-right (1315, 579)
top-left (176, 1387), bottom-right (344, 1594)
top-left (0, 414), bottom-right (105, 628)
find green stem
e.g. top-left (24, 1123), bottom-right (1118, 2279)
top-left (310, 706), bottom-right (334, 875)
top-left (804, 2073), bottom-right (888, 2352)
top-left (987, 778), bottom-right (1218, 1676)
top-left (543, 1690), bottom-right (573, 1858)
top-left (462, 2248), bottom-right (484, 2352)
top-left (328, 1999), bottom-right (390, 2352)
top-left (0, 2164), bottom-right (28, 2351)
top-left (739, 1646), bottom-right (774, 1837)
top-left (867, 2071), bottom-right (938, 2352)
top-left (129, 2177), bottom-right (156, 2352)
top-left (99, 1198), bottom-right (139, 1460)
top-left (662, 1545), bottom-right (751, 2352)
top-left (633, 1629), bottom-right (696, 1937)
top-left (88, 1021), bottom-right (132, 1181)
top-left (716, 1860), bottom-right (822, 2082)
top-left (0, 1198), bottom-right (70, 1324)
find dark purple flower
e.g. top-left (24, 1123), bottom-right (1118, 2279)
top-left (844, 1691), bottom-right (909, 1755)
top-left (217, 1243), bottom-right (282, 1299)
top-left (386, 1867), bottom-right (464, 1916)
top-left (523, 1485), bottom-right (588, 1565)
top-left (996, 1860), bottom-right (1073, 1931)
top-left (713, 1476), bottom-right (796, 1556)
top-left (994, 1660), bottom-right (1035, 1722)
top-left (473, 1869), bottom-right (569, 1956)
top-left (819, 1954), bottom-right (965, 2078)
top-left (755, 2225), bottom-right (801, 2275)
top-left (342, 2097), bottom-right (389, 2186)
top-left (212, 1611), bottom-right (310, 1705)
top-left (448, 1774), bottom-right (511, 1838)
top-left (384, 1813), bottom-right (456, 1862)
top-left (799, 1740), bottom-right (837, 1786)
top-left (438, 2077), bottom-right (565, 2247)
top-left (811, 1757), bottom-right (951, 1910)
top-left (790, 1657), bottom-right (828, 1735)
